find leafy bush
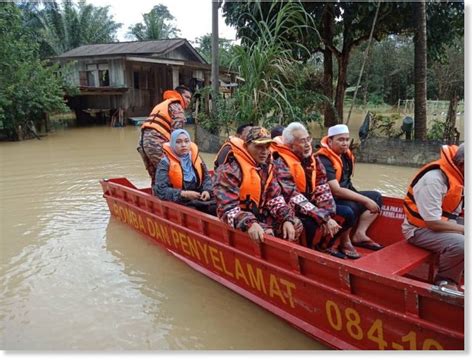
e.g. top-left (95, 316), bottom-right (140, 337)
top-left (369, 113), bottom-right (402, 137)
top-left (427, 119), bottom-right (445, 140)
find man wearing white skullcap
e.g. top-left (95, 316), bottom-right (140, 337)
top-left (316, 124), bottom-right (384, 258)
top-left (327, 124), bottom-right (350, 137)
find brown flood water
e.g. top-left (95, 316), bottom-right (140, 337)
top-left (0, 126), bottom-right (417, 350)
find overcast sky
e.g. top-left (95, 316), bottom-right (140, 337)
top-left (90, 0), bottom-right (237, 43)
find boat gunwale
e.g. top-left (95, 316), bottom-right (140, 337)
top-left (100, 178), bottom-right (464, 346)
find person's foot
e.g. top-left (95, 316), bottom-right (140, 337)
top-left (338, 244), bottom-right (361, 259)
top-left (435, 279), bottom-right (462, 292)
top-left (352, 234), bottom-right (383, 251)
top-left (315, 243), bottom-right (347, 259)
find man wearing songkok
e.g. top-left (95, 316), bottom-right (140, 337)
top-left (214, 126), bottom-right (303, 243)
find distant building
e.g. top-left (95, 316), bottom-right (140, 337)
top-left (55, 39), bottom-right (233, 124)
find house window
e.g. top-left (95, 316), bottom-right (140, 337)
top-left (87, 71), bottom-right (96, 86)
top-left (99, 70), bottom-right (109, 86)
top-left (133, 71), bottom-right (140, 89)
top-left (79, 63), bottom-right (110, 87)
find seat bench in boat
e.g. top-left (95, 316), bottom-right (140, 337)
top-left (356, 240), bottom-right (435, 278)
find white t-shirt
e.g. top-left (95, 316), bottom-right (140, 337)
top-left (402, 169), bottom-right (463, 239)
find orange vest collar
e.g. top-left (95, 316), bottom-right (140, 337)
top-left (163, 90), bottom-right (185, 108)
top-left (317, 136), bottom-right (354, 182)
top-left (163, 142), bottom-right (203, 189)
top-left (272, 143), bottom-right (316, 194)
top-left (227, 138), bottom-right (273, 212)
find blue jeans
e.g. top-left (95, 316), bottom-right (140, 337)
top-left (335, 190), bottom-right (382, 218)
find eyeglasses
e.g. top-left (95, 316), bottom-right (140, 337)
top-left (295, 136), bottom-right (313, 145)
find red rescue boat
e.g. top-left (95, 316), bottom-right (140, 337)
top-left (100, 177), bottom-right (464, 350)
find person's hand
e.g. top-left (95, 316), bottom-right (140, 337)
top-left (264, 228), bottom-right (274, 236)
top-left (200, 191), bottom-right (210, 201)
top-left (322, 219), bottom-right (342, 238)
top-left (364, 198), bottom-right (380, 213)
top-left (248, 222), bottom-right (265, 243)
top-left (181, 190), bottom-right (201, 200)
top-left (282, 221), bottom-right (296, 242)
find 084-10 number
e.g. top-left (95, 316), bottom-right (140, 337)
top-left (325, 300), bottom-right (443, 350)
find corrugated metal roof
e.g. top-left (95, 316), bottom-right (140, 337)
top-left (57, 38), bottom-right (198, 59)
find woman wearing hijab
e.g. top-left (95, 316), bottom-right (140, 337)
top-left (154, 129), bottom-right (215, 214)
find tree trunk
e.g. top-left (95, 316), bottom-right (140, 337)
top-left (334, 51), bottom-right (350, 123)
top-left (322, 4), bottom-right (336, 127)
top-left (211, 0), bottom-right (219, 119)
top-left (414, 1), bottom-right (427, 140)
top-left (443, 91), bottom-right (459, 145)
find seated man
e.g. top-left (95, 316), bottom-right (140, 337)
top-left (402, 144), bottom-right (464, 291)
top-left (154, 129), bottom-right (215, 215)
top-left (214, 126), bottom-right (303, 243)
top-left (316, 124), bottom-right (383, 256)
top-left (213, 123), bottom-right (253, 170)
top-left (272, 122), bottom-right (344, 252)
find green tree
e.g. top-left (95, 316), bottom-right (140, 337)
top-left (197, 1), bottom-right (325, 133)
top-left (347, 35), bottom-right (414, 105)
top-left (414, 0), bottom-right (428, 140)
top-left (128, 4), bottom-right (180, 40)
top-left (0, 3), bottom-right (69, 140)
top-left (223, 0), bottom-right (463, 129)
top-left (193, 34), bottom-right (235, 69)
top-left (430, 38), bottom-right (464, 100)
top-left (27, 0), bottom-right (122, 57)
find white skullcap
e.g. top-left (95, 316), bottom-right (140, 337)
top-left (328, 124), bottom-right (349, 137)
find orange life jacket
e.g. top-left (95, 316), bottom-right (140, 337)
top-left (316, 136), bottom-right (355, 183)
top-left (225, 137), bottom-right (274, 214)
top-left (214, 136), bottom-right (240, 169)
top-left (403, 145), bottom-right (464, 228)
top-left (271, 143), bottom-right (317, 194)
top-left (141, 90), bottom-right (185, 140)
top-left (162, 142), bottom-right (203, 189)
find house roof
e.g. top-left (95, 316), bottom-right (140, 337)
top-left (56, 38), bottom-right (207, 64)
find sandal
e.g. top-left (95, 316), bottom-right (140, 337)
top-left (352, 239), bottom-right (383, 251)
top-left (435, 279), bottom-right (461, 292)
top-left (315, 244), bottom-right (347, 259)
top-left (338, 245), bottom-right (361, 260)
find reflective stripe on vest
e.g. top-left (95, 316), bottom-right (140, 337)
top-left (141, 98), bottom-right (181, 140)
top-left (162, 142), bottom-right (203, 189)
top-left (226, 137), bottom-right (273, 213)
top-left (271, 143), bottom-right (317, 194)
top-left (316, 136), bottom-right (355, 182)
top-left (403, 145), bottom-right (463, 228)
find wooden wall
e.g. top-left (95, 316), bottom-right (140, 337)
top-left (62, 56), bottom-right (205, 118)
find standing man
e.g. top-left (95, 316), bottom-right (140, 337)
top-left (402, 144), bottom-right (464, 291)
top-left (137, 85), bottom-right (192, 186)
top-left (214, 126), bottom-right (303, 243)
top-left (316, 124), bottom-right (383, 253)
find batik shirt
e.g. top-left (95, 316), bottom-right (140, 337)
top-left (273, 155), bottom-right (336, 224)
top-left (138, 102), bottom-right (187, 164)
top-left (213, 157), bottom-right (295, 232)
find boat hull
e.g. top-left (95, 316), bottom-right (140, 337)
top-left (100, 178), bottom-right (464, 350)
